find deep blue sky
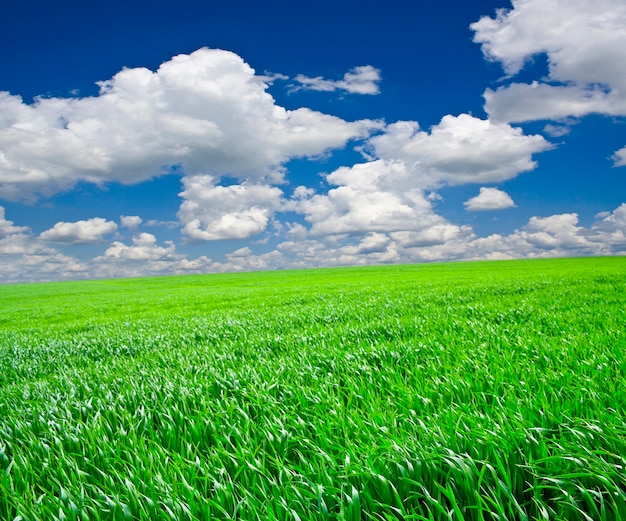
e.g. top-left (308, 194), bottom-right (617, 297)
top-left (1, 0), bottom-right (625, 282)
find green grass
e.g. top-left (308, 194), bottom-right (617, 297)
top-left (1, 257), bottom-right (625, 520)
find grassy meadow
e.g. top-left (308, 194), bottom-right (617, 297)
top-left (1, 257), bottom-right (625, 520)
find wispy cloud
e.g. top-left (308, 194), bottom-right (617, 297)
top-left (612, 145), bottom-right (626, 167)
top-left (293, 65), bottom-right (381, 95)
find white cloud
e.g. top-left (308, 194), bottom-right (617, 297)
top-left (0, 207), bottom-right (89, 282)
top-left (483, 82), bottom-right (622, 124)
top-left (0, 231), bottom-right (37, 255)
top-left (145, 219), bottom-right (179, 229)
top-left (178, 175), bottom-right (284, 241)
top-left (353, 232), bottom-right (390, 254)
top-left (0, 206), bottom-right (29, 238)
top-left (464, 187), bottom-right (516, 211)
top-left (120, 215), bottom-right (143, 229)
top-left (1, 202), bottom-right (625, 283)
top-left (451, 206), bottom-right (626, 260)
top-left (368, 115), bottom-right (551, 186)
top-left (390, 225), bottom-right (473, 248)
top-left (278, 204), bottom-right (626, 268)
top-left (543, 122), bottom-right (573, 138)
top-left (39, 217), bottom-right (117, 244)
top-left (101, 233), bottom-right (177, 261)
top-left (600, 203), bottom-right (626, 228)
top-left (612, 146), bottom-right (626, 167)
top-left (276, 236), bottom-right (398, 268)
top-left (255, 72), bottom-right (289, 84)
top-left (587, 203), bottom-right (626, 249)
top-left (521, 213), bottom-right (588, 250)
top-left (222, 246), bottom-right (284, 272)
top-left (292, 159), bottom-right (452, 236)
top-left (93, 232), bottom-right (218, 280)
top-left (0, 48), bottom-right (378, 201)
top-left (289, 114), bottom-right (547, 240)
top-left (0, 249), bottom-right (88, 282)
top-left (293, 65), bottom-right (381, 95)
top-left (472, 0), bottom-right (626, 122)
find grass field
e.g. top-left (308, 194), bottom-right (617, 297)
top-left (1, 257), bottom-right (625, 520)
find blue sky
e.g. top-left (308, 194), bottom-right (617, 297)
top-left (1, 0), bottom-right (625, 282)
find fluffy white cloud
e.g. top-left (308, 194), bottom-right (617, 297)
top-left (1, 203), bottom-right (625, 283)
top-left (0, 206), bottom-right (28, 238)
top-left (368, 115), bottom-right (550, 186)
top-left (293, 65), bottom-right (381, 95)
top-left (586, 203), bottom-right (626, 249)
top-left (101, 233), bottom-right (177, 261)
top-left (520, 213), bottom-right (589, 250)
top-left (450, 206), bottom-right (626, 260)
top-left (120, 215), bottom-right (143, 229)
top-left (290, 114), bottom-right (546, 239)
top-left (0, 231), bottom-right (36, 255)
top-left (612, 146), bottom-right (626, 167)
top-left (0, 249), bottom-right (88, 282)
top-left (464, 187), bottom-right (516, 211)
top-left (178, 175), bottom-right (284, 241)
top-left (390, 225), bottom-right (473, 248)
top-left (276, 203), bottom-right (626, 268)
top-left (602, 203), bottom-right (626, 227)
top-left (472, 0), bottom-right (626, 122)
top-left (0, 48), bottom-right (378, 201)
top-left (222, 246), bottom-right (284, 272)
top-left (276, 235), bottom-right (399, 268)
top-left (483, 82), bottom-right (623, 124)
top-left (0, 207), bottom-right (88, 282)
top-left (90, 232), bottom-right (225, 280)
top-left (293, 159), bottom-right (452, 236)
top-left (39, 217), bottom-right (117, 244)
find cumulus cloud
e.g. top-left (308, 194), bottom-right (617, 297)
top-left (39, 217), bottom-right (117, 244)
top-left (0, 229), bottom-right (35, 256)
top-left (1, 202), bottom-right (625, 283)
top-left (0, 206), bottom-right (29, 238)
top-left (472, 0), bottom-right (626, 122)
top-left (0, 207), bottom-right (88, 282)
top-left (292, 159), bottom-right (450, 236)
top-left (464, 187), bottom-right (516, 211)
top-left (100, 233), bottom-right (178, 261)
top-left (120, 215), bottom-right (143, 229)
top-left (455, 206), bottom-right (626, 260)
top-left (612, 146), bottom-right (626, 167)
top-left (178, 175), bottom-right (284, 241)
top-left (0, 48), bottom-right (378, 201)
top-left (93, 233), bottom-right (220, 280)
top-left (483, 82), bottom-right (621, 124)
top-left (277, 203), bottom-right (626, 268)
top-left (0, 208), bottom-right (37, 258)
top-left (223, 246), bottom-right (284, 272)
top-left (0, 247), bottom-right (88, 281)
top-left (293, 65), bottom-right (381, 95)
top-left (276, 236), bottom-right (399, 268)
top-left (520, 213), bottom-right (588, 250)
top-left (288, 113), bottom-right (547, 239)
top-left (368, 115), bottom-right (550, 186)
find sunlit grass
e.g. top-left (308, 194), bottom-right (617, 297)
top-left (1, 257), bottom-right (625, 520)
